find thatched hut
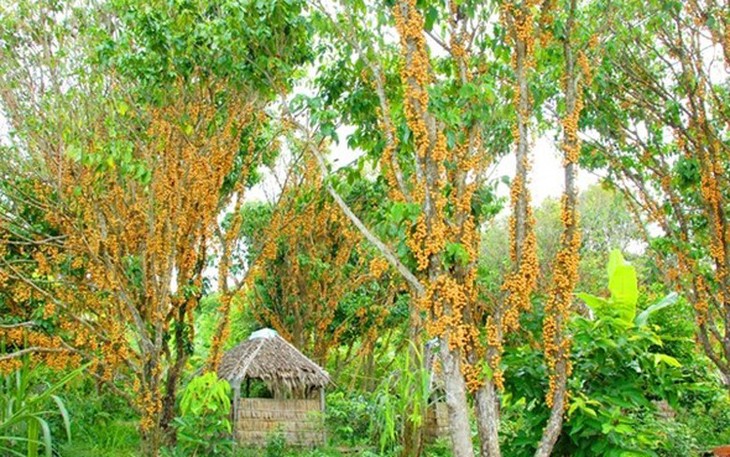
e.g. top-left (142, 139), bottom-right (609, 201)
top-left (218, 328), bottom-right (330, 447)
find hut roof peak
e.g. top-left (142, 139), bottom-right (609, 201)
top-left (249, 328), bottom-right (278, 340)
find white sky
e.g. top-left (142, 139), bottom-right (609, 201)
top-left (495, 135), bottom-right (599, 205)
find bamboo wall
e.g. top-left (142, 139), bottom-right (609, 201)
top-left (425, 402), bottom-right (450, 441)
top-left (235, 398), bottom-right (325, 447)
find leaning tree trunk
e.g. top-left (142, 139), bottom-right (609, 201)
top-left (535, 1), bottom-right (582, 454)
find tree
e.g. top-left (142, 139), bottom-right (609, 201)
top-left (246, 157), bottom-right (372, 365)
top-left (0, 1), bottom-right (310, 455)
top-left (536, 1), bottom-right (587, 452)
top-left (584, 0), bottom-right (730, 388)
top-left (294, 0), bottom-right (549, 454)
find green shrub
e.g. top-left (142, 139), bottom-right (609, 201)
top-left (168, 372), bottom-right (233, 457)
top-left (265, 430), bottom-right (286, 457)
top-left (502, 251), bottom-right (728, 456)
top-left (60, 380), bottom-right (139, 452)
top-left (325, 391), bottom-right (372, 446)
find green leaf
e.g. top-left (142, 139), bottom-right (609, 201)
top-left (634, 292), bottom-right (679, 327)
top-left (424, 7), bottom-right (438, 32)
top-left (606, 249), bottom-right (624, 279)
top-left (445, 242), bottom-right (470, 267)
top-left (50, 395), bottom-right (71, 442)
top-left (479, 360), bottom-right (493, 381)
top-left (609, 263), bottom-right (638, 321)
top-left (653, 353), bottom-right (681, 368)
top-left (606, 250), bottom-right (638, 323)
top-left (576, 292), bottom-right (610, 315)
top-left (390, 202), bottom-right (406, 224)
top-left (38, 417), bottom-right (52, 457)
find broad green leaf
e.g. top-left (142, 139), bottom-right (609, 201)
top-left (576, 292), bottom-right (609, 316)
top-left (445, 242), bottom-right (470, 267)
top-left (50, 395), bottom-right (71, 442)
top-left (38, 417), bottom-right (52, 457)
top-left (424, 6), bottom-right (438, 32)
top-left (607, 251), bottom-right (638, 323)
top-left (635, 292), bottom-right (679, 327)
top-left (653, 353), bottom-right (681, 368)
top-left (606, 249), bottom-right (624, 280)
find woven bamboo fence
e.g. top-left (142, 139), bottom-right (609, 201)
top-left (235, 398), bottom-right (325, 447)
top-left (425, 402), bottom-right (450, 441)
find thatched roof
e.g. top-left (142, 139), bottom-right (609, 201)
top-left (217, 328), bottom-right (330, 390)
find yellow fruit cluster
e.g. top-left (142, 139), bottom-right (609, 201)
top-left (561, 93), bottom-right (584, 165)
top-left (379, 123), bottom-right (404, 200)
top-left (693, 275), bottom-right (709, 326)
top-left (0, 326), bottom-right (81, 374)
top-left (369, 257), bottom-right (391, 278)
top-left (485, 316), bottom-right (504, 389)
top-left (139, 388), bottom-right (162, 433)
top-left (700, 167), bottom-right (726, 269)
top-left (502, 172), bottom-right (539, 334)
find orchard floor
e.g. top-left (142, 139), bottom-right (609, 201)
top-left (60, 444), bottom-right (450, 457)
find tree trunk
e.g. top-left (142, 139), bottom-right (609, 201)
top-left (402, 417), bottom-right (425, 457)
top-left (535, 1), bottom-right (580, 454)
top-left (534, 368), bottom-right (567, 457)
top-left (474, 379), bottom-right (501, 457)
top-left (140, 372), bottom-right (164, 457)
top-left (160, 358), bottom-right (185, 442)
top-left (140, 423), bottom-right (164, 457)
top-left (439, 338), bottom-right (475, 457)
top-left (160, 303), bottom-right (193, 441)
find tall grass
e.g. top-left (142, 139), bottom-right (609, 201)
top-left (0, 358), bottom-right (87, 457)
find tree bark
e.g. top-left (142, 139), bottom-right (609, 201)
top-left (534, 379), bottom-right (567, 457)
top-left (474, 380), bottom-right (501, 457)
top-left (139, 358), bottom-right (164, 457)
top-left (439, 341), bottom-right (474, 457)
top-left (140, 423), bottom-right (163, 457)
top-left (160, 346), bottom-right (187, 443)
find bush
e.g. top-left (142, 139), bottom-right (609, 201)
top-left (264, 430), bottom-right (287, 457)
top-left (60, 379), bottom-right (139, 453)
top-left (167, 372), bottom-right (234, 457)
top-left (325, 391), bottom-right (372, 446)
top-left (502, 251), bottom-right (729, 456)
